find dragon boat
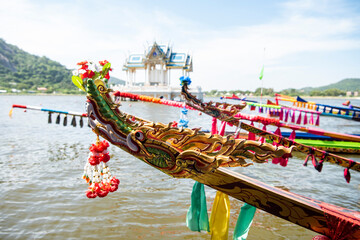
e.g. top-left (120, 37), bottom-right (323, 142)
top-left (69, 58), bottom-right (360, 239)
top-left (275, 94), bottom-right (360, 122)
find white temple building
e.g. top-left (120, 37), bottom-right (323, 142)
top-left (112, 42), bottom-right (202, 100)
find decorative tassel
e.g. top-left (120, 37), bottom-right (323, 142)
top-left (309, 113), bottom-right (314, 125)
top-left (279, 109), bottom-right (283, 121)
top-left (303, 112), bottom-right (308, 125)
top-left (56, 114), bottom-right (60, 124)
top-left (291, 110), bottom-right (295, 123)
top-left (248, 122), bottom-right (256, 140)
top-left (272, 127), bottom-right (282, 165)
top-left (186, 182), bottom-right (210, 232)
top-left (344, 160), bottom-right (355, 183)
top-left (233, 203), bottom-right (256, 240)
top-left (171, 121), bottom-right (178, 127)
top-left (211, 117), bottom-right (218, 135)
top-left (250, 106), bottom-right (256, 111)
top-left (289, 129), bottom-right (296, 140)
top-left (315, 114), bottom-right (320, 126)
top-left (63, 114), bottom-right (68, 126)
top-left (219, 121), bottom-right (226, 136)
top-left (284, 110), bottom-right (289, 122)
top-left (303, 147), bottom-right (317, 168)
top-left (48, 112), bottom-right (52, 124)
top-left (179, 106), bottom-right (189, 128)
top-left (80, 116), bottom-right (84, 128)
top-left (209, 191), bottom-right (230, 240)
top-left (71, 116), bottom-right (76, 127)
top-left (296, 111), bottom-right (302, 124)
top-left (259, 125), bottom-right (267, 143)
top-left (315, 152), bottom-right (328, 172)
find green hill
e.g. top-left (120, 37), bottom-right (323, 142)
top-left (305, 78), bottom-right (360, 92)
top-left (0, 38), bottom-right (76, 93)
top-left (109, 76), bottom-right (125, 85)
top-left (0, 39), bottom-right (125, 93)
top-left (278, 78), bottom-right (360, 97)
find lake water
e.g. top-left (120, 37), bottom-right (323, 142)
top-left (0, 95), bottom-right (359, 240)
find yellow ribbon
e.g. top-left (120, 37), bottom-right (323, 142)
top-left (9, 108), bottom-right (13, 118)
top-left (209, 191), bottom-right (230, 240)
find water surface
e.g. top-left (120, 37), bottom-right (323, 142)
top-left (0, 95), bottom-right (359, 239)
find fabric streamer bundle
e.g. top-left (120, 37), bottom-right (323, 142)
top-left (9, 104), bottom-right (87, 128)
top-left (187, 117), bottom-right (257, 239)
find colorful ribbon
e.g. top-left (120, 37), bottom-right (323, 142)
top-left (233, 203), bottom-right (257, 240)
top-left (209, 191), bottom-right (230, 240)
top-left (186, 181), bottom-right (210, 232)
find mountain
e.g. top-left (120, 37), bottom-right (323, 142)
top-left (109, 76), bottom-right (125, 85)
top-left (0, 38), bottom-right (76, 93)
top-left (0, 39), bottom-right (125, 93)
top-left (278, 78), bottom-right (360, 96)
top-left (304, 78), bottom-right (360, 92)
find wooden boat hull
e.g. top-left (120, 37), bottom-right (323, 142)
top-left (82, 77), bottom-right (360, 239)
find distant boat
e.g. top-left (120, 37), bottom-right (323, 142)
top-left (275, 94), bottom-right (360, 121)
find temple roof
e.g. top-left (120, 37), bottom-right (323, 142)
top-left (123, 42), bottom-right (192, 71)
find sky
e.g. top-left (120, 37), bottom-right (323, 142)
top-left (0, 0), bottom-right (359, 91)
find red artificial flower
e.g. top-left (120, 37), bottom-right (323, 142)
top-left (77, 60), bottom-right (88, 66)
top-left (110, 184), bottom-right (118, 192)
top-left (79, 64), bottom-right (88, 70)
top-left (99, 60), bottom-right (109, 66)
top-left (102, 140), bottom-right (110, 148)
top-left (97, 153), bottom-right (110, 163)
top-left (88, 155), bottom-right (100, 165)
top-left (97, 142), bottom-right (106, 152)
top-left (86, 189), bottom-right (97, 198)
top-left (102, 153), bottom-right (110, 163)
top-left (97, 190), bottom-right (108, 198)
top-left (104, 72), bottom-right (110, 80)
top-left (111, 177), bottom-right (120, 185)
top-left (103, 183), bottom-right (111, 191)
top-left (96, 185), bottom-right (109, 198)
top-left (82, 70), bottom-right (95, 79)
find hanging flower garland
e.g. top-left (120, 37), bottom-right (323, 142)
top-left (82, 136), bottom-right (119, 198)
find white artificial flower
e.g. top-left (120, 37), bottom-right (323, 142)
top-left (72, 69), bottom-right (79, 76)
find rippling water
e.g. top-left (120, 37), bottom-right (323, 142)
top-left (1, 95), bottom-right (359, 239)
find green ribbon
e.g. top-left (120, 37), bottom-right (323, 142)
top-left (233, 203), bottom-right (257, 240)
top-left (186, 181), bottom-right (210, 232)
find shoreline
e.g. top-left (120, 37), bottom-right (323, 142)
top-left (1, 93), bottom-right (360, 100)
top-left (206, 95), bottom-right (360, 100)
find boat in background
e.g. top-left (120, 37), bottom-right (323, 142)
top-left (219, 95), bottom-right (360, 154)
top-left (275, 94), bottom-right (360, 121)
